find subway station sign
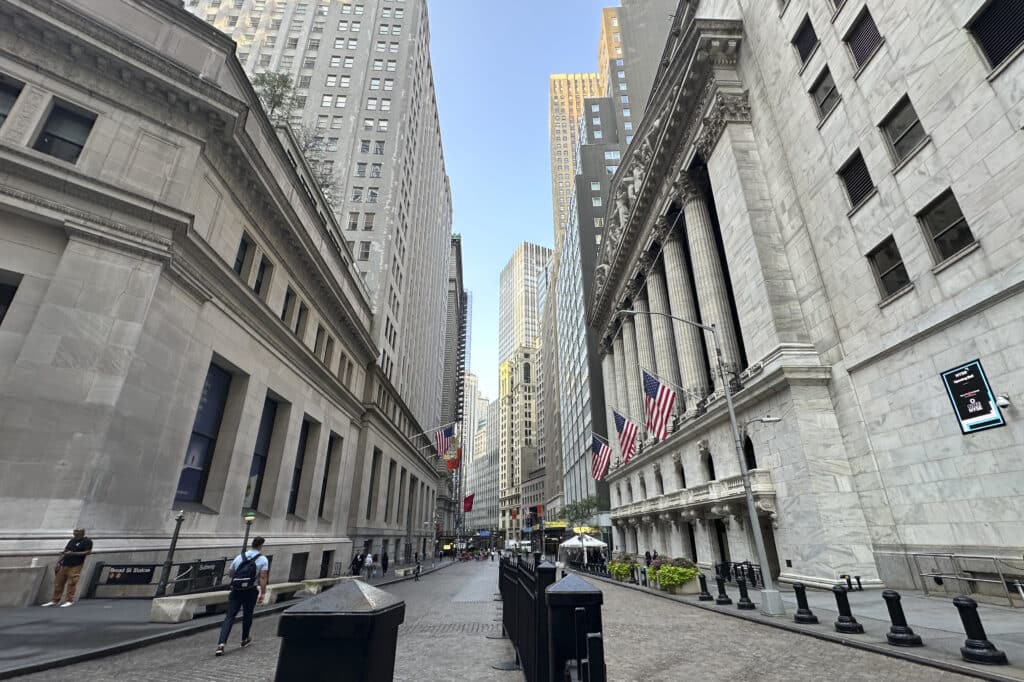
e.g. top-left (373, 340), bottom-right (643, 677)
top-left (940, 359), bottom-right (1005, 434)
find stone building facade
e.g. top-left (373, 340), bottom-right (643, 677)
top-left (590, 0), bottom-right (1024, 590)
top-left (0, 0), bottom-right (440, 593)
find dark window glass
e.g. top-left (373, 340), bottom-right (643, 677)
top-left (175, 363), bottom-right (233, 503)
top-left (810, 67), bottom-right (840, 118)
top-left (846, 10), bottom-right (883, 67)
top-left (868, 236), bottom-right (911, 296)
top-left (253, 257), bottom-right (269, 296)
top-left (970, 0), bottom-right (1024, 69)
top-left (280, 288), bottom-right (296, 323)
top-left (920, 191), bottom-right (975, 261)
top-left (318, 433), bottom-right (339, 519)
top-left (233, 234), bottom-right (252, 275)
top-left (838, 151), bottom-right (875, 207)
top-left (0, 80), bottom-right (23, 127)
top-left (882, 97), bottom-right (926, 161)
top-left (33, 103), bottom-right (96, 163)
top-left (244, 397), bottom-right (278, 509)
top-left (792, 16), bottom-right (819, 65)
top-left (0, 280), bottom-right (19, 325)
top-left (295, 302), bottom-right (308, 336)
top-left (288, 420), bottom-right (312, 514)
top-left (366, 448), bottom-right (382, 519)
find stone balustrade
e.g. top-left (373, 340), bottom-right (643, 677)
top-left (611, 470), bottom-right (775, 524)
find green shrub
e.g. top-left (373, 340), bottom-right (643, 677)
top-left (656, 565), bottom-right (698, 588)
top-left (669, 557), bottom-right (696, 569)
top-left (607, 561), bottom-right (633, 581)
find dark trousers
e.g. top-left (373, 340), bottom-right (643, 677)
top-left (218, 588), bottom-right (258, 645)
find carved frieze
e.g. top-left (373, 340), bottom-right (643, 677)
top-left (695, 90), bottom-right (752, 161)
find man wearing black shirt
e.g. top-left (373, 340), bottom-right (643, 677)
top-left (42, 528), bottom-right (92, 607)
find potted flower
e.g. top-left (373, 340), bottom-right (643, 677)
top-left (657, 557), bottom-right (700, 595)
top-left (648, 558), bottom-right (669, 588)
top-left (607, 553), bottom-right (636, 582)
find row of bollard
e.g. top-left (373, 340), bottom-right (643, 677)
top-left (789, 582), bottom-right (1008, 666)
top-left (694, 571), bottom-right (1009, 667)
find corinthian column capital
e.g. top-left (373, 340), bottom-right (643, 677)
top-left (673, 171), bottom-right (702, 207)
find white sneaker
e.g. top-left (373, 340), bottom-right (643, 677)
top-left (59, 601), bottom-right (74, 607)
top-left (40, 601), bottom-right (57, 607)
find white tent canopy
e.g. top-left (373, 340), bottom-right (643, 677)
top-left (558, 534), bottom-right (608, 565)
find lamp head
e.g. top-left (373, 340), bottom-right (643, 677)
top-left (760, 416), bottom-right (782, 424)
top-left (244, 511), bottom-right (256, 523)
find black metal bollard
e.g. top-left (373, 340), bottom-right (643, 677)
top-left (640, 567), bottom-right (648, 587)
top-left (274, 580), bottom-right (405, 681)
top-left (715, 575), bottom-right (732, 605)
top-left (736, 578), bottom-right (756, 610)
top-left (882, 590), bottom-right (922, 647)
top-left (832, 585), bottom-right (864, 634)
top-left (793, 582), bottom-right (819, 624)
top-left (585, 632), bottom-right (607, 682)
top-left (953, 596), bottom-right (1008, 665)
top-left (698, 573), bottom-right (714, 601)
top-left (547, 574), bottom-right (604, 682)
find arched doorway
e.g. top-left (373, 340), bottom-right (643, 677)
top-left (743, 435), bottom-right (757, 471)
top-left (704, 452), bottom-right (716, 481)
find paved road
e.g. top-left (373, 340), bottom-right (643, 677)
top-left (15, 561), bottom-right (971, 681)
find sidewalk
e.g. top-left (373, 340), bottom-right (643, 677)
top-left (572, 570), bottom-right (1024, 682)
top-left (0, 559), bottom-right (458, 680)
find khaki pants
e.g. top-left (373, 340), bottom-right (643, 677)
top-left (52, 565), bottom-right (83, 603)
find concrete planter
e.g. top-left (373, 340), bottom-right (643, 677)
top-left (663, 579), bottom-right (699, 596)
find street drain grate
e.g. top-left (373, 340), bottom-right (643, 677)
top-left (400, 622), bottom-right (500, 635)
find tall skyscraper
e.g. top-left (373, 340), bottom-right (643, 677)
top-left (441, 235), bottom-right (467, 428)
top-left (189, 0), bottom-right (453, 431)
top-left (498, 242), bottom-right (552, 363)
top-left (617, 0), bottom-right (678, 121)
top-left (549, 74), bottom-right (602, 241)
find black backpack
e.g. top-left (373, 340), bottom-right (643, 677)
top-left (231, 553), bottom-right (261, 591)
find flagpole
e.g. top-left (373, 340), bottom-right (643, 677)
top-left (411, 420), bottom-right (460, 439)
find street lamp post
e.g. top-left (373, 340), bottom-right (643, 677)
top-left (155, 510), bottom-right (186, 598)
top-left (241, 511), bottom-right (256, 556)
top-left (615, 309), bottom-right (786, 616)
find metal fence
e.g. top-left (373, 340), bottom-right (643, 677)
top-left (499, 553), bottom-right (555, 682)
top-left (716, 561), bottom-right (762, 588)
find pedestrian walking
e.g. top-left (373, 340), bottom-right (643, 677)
top-left (652, 549), bottom-right (659, 561)
top-left (363, 552), bottom-right (375, 580)
top-left (215, 536), bottom-right (269, 656)
top-left (382, 551), bottom-right (389, 575)
top-left (350, 551), bottom-right (363, 577)
top-left (42, 528), bottom-right (93, 607)
top-left (644, 550), bottom-right (652, 567)
top-left (414, 558), bottom-right (422, 582)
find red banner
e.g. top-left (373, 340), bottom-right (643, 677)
top-left (463, 493), bottom-right (475, 512)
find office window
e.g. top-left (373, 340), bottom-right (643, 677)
top-left (314, 115), bottom-right (328, 130)
top-left (354, 3), bottom-right (364, 14)
top-left (318, 433), bottom-right (340, 519)
top-left (367, 187), bottom-right (379, 203)
top-left (347, 38), bottom-right (358, 49)
top-left (341, 2), bottom-right (351, 12)
top-left (298, 75), bottom-right (311, 87)
top-left (287, 37), bottom-right (299, 49)
top-left (175, 363), bottom-right (233, 503)
top-left (0, 270), bottom-right (21, 326)
top-left (594, 217), bottom-right (604, 228)
top-left (867, 236), bottom-right (911, 297)
top-left (351, 20), bottom-right (362, 31)
top-left (594, 130), bottom-right (603, 139)
top-left (592, 197), bottom-right (602, 207)
top-left (380, 98), bottom-right (391, 111)
top-left (308, 38), bottom-right (320, 50)
top-left (321, 94), bottom-right (333, 107)
top-left (233, 232), bottom-right (253, 276)
top-left (620, 95), bottom-right (628, 104)
top-left (845, 9), bottom-right (884, 68)
top-left (339, 75), bottom-right (351, 88)
top-left (379, 23), bottom-right (389, 34)
top-left (334, 37), bottom-right (345, 48)
top-left (918, 190), bottom-right (975, 262)
top-left (395, 8), bottom-right (404, 18)
top-left (373, 58), bottom-right (384, 70)
top-left (294, 301), bottom-right (309, 338)
top-left (370, 78), bottom-right (381, 90)
top-left (352, 186), bottom-right (364, 200)
top-left (358, 241), bottom-right (371, 260)
top-left (355, 162), bottom-right (367, 177)
top-left (287, 419), bottom-right (312, 515)
top-left (367, 97), bottom-right (378, 110)
top-left (382, 6), bottom-right (392, 17)
top-left (326, 74), bottom-right (337, 87)
top-left (590, 181), bottom-right (600, 191)
top-left (259, 54), bottom-right (272, 67)
top-left (0, 79), bottom-right (23, 128)
top-left (605, 165), bottom-right (617, 175)
top-left (374, 140), bottom-right (385, 154)
top-left (348, 212), bottom-right (360, 230)
top-left (810, 67), bottom-right (840, 118)
top-left (364, 212), bottom-right (376, 229)
top-left (376, 40), bottom-right (386, 52)
top-left (334, 94), bottom-right (347, 108)
top-left (377, 119), bottom-right (388, 132)
top-left (360, 139), bottom-right (371, 153)
top-left (253, 256), bottom-right (272, 298)
top-left (792, 15), bottom-right (819, 65)
top-left (391, 24), bottom-right (401, 35)
top-left (243, 396), bottom-right (278, 509)
top-left (344, 56), bottom-right (354, 68)
top-left (362, 117), bottom-right (374, 130)
top-left (330, 55), bottom-right (342, 67)
top-left (881, 96), bottom-right (926, 162)
top-left (303, 56), bottom-right (316, 68)
top-left (33, 102), bottom-right (96, 164)
top-left (604, 150), bottom-right (621, 161)
top-left (386, 60), bottom-right (397, 72)
top-left (389, 41), bottom-right (399, 53)
top-left (838, 150), bottom-right (874, 208)
top-left (326, 137), bottom-right (338, 152)
top-left (314, 325), bottom-right (326, 357)
top-left (622, 108), bottom-right (631, 117)
top-left (383, 79), bottom-right (394, 91)
top-left (969, 0), bottom-right (1024, 69)
top-left (590, 104), bottom-right (599, 113)
top-left (618, 83), bottom-right (628, 91)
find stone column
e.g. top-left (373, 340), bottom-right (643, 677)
top-left (620, 317), bottom-right (644, 433)
top-left (677, 174), bottom-right (742, 384)
top-left (612, 335), bottom-right (627, 422)
top-left (632, 293), bottom-right (658, 379)
top-left (601, 350), bottom-right (621, 462)
top-left (644, 263), bottom-right (682, 399)
top-left (661, 232), bottom-right (710, 405)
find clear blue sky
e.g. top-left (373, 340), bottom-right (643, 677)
top-left (429, 0), bottom-right (609, 400)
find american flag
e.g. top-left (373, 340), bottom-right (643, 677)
top-left (613, 410), bottom-right (638, 463)
top-left (434, 424), bottom-right (454, 456)
top-left (643, 369), bottom-right (676, 441)
top-left (590, 435), bottom-right (611, 480)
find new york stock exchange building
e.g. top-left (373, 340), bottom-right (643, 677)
top-left (590, 0), bottom-right (1023, 594)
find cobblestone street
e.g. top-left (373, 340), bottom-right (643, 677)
top-left (13, 561), bottom-right (975, 682)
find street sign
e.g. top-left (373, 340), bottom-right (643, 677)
top-left (940, 359), bottom-right (1006, 434)
top-left (105, 565), bottom-right (155, 585)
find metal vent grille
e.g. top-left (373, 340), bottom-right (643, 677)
top-left (847, 11), bottom-right (884, 66)
top-left (971, 0), bottom-right (1024, 68)
top-left (839, 151), bottom-right (874, 207)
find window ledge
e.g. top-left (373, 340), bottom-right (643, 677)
top-left (831, 0), bottom-right (849, 22)
top-left (851, 39), bottom-right (886, 80)
top-left (846, 187), bottom-right (879, 218)
top-left (986, 41), bottom-right (1024, 83)
top-left (877, 282), bottom-right (915, 309)
top-left (797, 43), bottom-right (820, 76)
top-left (176, 502), bottom-right (219, 515)
top-left (816, 100), bottom-right (840, 129)
top-left (931, 240), bottom-right (980, 275)
top-left (778, 0), bottom-right (791, 18)
top-left (891, 135), bottom-right (932, 175)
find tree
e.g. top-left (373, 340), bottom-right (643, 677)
top-left (251, 72), bottom-right (338, 206)
top-left (561, 496), bottom-right (601, 532)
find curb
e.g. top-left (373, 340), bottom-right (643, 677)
top-left (0, 560), bottom-right (458, 680)
top-left (570, 570), bottom-right (1018, 682)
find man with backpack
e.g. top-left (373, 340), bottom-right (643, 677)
top-left (216, 537), bottom-right (269, 656)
